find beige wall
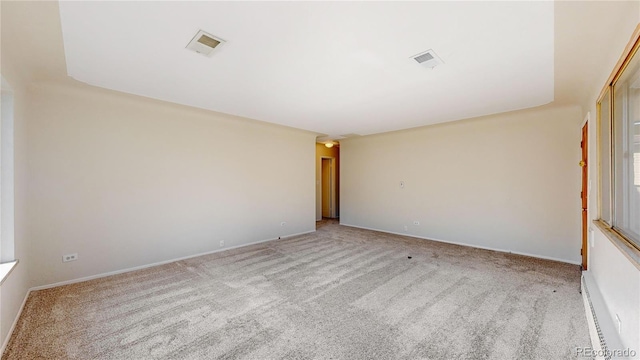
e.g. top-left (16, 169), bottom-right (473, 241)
top-left (341, 104), bottom-right (583, 263)
top-left (25, 82), bottom-right (316, 287)
top-left (588, 229), bottom-right (640, 352)
top-left (315, 144), bottom-right (340, 220)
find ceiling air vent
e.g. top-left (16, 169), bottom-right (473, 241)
top-left (339, 133), bottom-right (361, 138)
top-left (412, 49), bottom-right (443, 69)
top-left (186, 30), bottom-right (225, 57)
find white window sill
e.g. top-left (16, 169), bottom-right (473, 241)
top-left (0, 260), bottom-right (18, 286)
top-left (593, 220), bottom-right (640, 271)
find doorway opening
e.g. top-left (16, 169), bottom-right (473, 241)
top-left (321, 158), bottom-right (334, 218)
top-left (316, 142), bottom-right (339, 227)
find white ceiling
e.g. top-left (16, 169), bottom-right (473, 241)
top-left (58, 1), bottom-right (554, 138)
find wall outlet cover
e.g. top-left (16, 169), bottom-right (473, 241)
top-left (62, 253), bottom-right (78, 262)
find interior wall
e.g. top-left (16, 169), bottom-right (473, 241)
top-left (315, 143), bottom-right (339, 220)
top-left (580, 0), bottom-right (640, 351)
top-left (588, 230), bottom-right (640, 352)
top-left (341, 104), bottom-right (582, 264)
top-left (25, 82), bottom-right (316, 287)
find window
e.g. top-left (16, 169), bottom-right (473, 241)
top-left (598, 35), bottom-right (640, 250)
top-left (0, 76), bottom-right (18, 284)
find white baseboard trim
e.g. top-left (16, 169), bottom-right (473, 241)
top-left (30, 229), bottom-right (316, 292)
top-left (340, 223), bottom-right (580, 265)
top-left (581, 273), bottom-right (607, 359)
top-left (1, 288), bottom-right (31, 355)
top-left (581, 271), bottom-right (629, 359)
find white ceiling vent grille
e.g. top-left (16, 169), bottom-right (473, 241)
top-left (186, 30), bottom-right (225, 57)
top-left (412, 49), bottom-right (443, 68)
top-left (339, 133), bottom-right (361, 138)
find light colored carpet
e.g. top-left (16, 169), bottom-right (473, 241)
top-left (4, 220), bottom-right (591, 359)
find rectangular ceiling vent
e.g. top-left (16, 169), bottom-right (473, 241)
top-left (186, 30), bottom-right (225, 57)
top-left (412, 49), bottom-right (443, 69)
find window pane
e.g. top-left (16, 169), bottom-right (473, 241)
top-left (613, 50), bottom-right (640, 245)
top-left (600, 90), bottom-right (612, 224)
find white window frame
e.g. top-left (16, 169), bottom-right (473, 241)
top-left (597, 28), bottom-right (640, 253)
top-left (0, 76), bottom-right (18, 284)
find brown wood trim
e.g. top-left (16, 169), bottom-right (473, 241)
top-left (596, 101), bottom-right (602, 219)
top-left (593, 220), bottom-right (640, 271)
top-left (597, 23), bottom-right (640, 103)
top-left (581, 122), bottom-right (588, 269)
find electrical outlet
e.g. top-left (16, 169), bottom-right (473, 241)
top-left (281, 221), bottom-right (286, 226)
top-left (219, 240), bottom-right (224, 247)
top-left (413, 221), bottom-right (420, 225)
top-left (404, 225), bottom-right (408, 231)
top-left (616, 314), bottom-right (621, 334)
top-left (62, 253), bottom-right (78, 263)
